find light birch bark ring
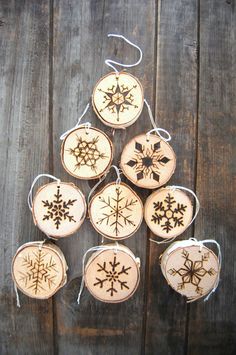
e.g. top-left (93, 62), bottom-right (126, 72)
top-left (61, 126), bottom-right (113, 180)
top-left (31, 181), bottom-right (87, 238)
top-left (144, 187), bottom-right (194, 240)
top-left (120, 133), bottom-right (176, 189)
top-left (92, 71), bottom-right (144, 129)
top-left (84, 244), bottom-right (140, 303)
top-left (12, 241), bottom-right (68, 299)
top-left (160, 239), bottom-right (221, 302)
top-left (88, 181), bottom-right (143, 240)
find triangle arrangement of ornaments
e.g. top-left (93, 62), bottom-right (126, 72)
top-left (12, 34), bottom-right (221, 307)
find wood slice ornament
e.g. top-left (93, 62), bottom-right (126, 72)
top-left (160, 239), bottom-right (221, 302)
top-left (144, 187), bottom-right (197, 240)
top-left (89, 182), bottom-right (143, 240)
top-left (92, 71), bottom-right (144, 128)
top-left (12, 241), bottom-right (68, 299)
top-left (120, 132), bottom-right (176, 189)
top-left (32, 181), bottom-right (86, 238)
top-left (84, 244), bottom-right (140, 303)
top-left (61, 126), bottom-right (113, 179)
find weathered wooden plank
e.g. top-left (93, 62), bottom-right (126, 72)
top-left (187, 1), bottom-right (236, 354)
top-left (0, 1), bottom-right (54, 354)
top-left (145, 1), bottom-right (199, 354)
top-left (52, 0), bottom-right (156, 354)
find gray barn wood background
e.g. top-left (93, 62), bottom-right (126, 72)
top-left (0, 1), bottom-right (235, 354)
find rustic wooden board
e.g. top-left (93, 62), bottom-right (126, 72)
top-left (0, 0), bottom-right (236, 354)
top-left (144, 1), bottom-right (199, 354)
top-left (52, 1), bottom-right (156, 354)
top-left (0, 1), bottom-right (54, 354)
top-left (187, 1), bottom-right (236, 354)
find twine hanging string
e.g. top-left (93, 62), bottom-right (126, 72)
top-left (87, 165), bottom-right (122, 205)
top-left (14, 239), bottom-right (47, 307)
top-left (105, 34), bottom-right (143, 74)
top-left (77, 243), bottom-right (121, 305)
top-left (144, 99), bottom-right (172, 142)
top-left (150, 186), bottom-right (200, 245)
top-left (60, 103), bottom-right (91, 140)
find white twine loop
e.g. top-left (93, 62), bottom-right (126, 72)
top-left (150, 186), bottom-right (200, 245)
top-left (87, 165), bottom-right (122, 205)
top-left (105, 34), bottom-right (143, 74)
top-left (77, 244), bottom-right (121, 305)
top-left (144, 99), bottom-right (171, 142)
top-left (27, 174), bottom-right (61, 211)
top-left (60, 103), bottom-right (91, 140)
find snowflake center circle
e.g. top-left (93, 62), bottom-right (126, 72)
top-left (112, 92), bottom-right (124, 105)
top-left (142, 156), bottom-right (153, 168)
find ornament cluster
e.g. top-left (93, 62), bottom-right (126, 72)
top-left (12, 35), bottom-right (221, 306)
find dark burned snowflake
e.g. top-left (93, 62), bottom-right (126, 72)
top-left (168, 249), bottom-right (216, 295)
top-left (93, 256), bottom-right (131, 296)
top-left (99, 76), bottom-right (138, 121)
top-left (42, 186), bottom-right (77, 229)
top-left (19, 249), bottom-right (58, 295)
top-left (151, 193), bottom-right (187, 233)
top-left (68, 135), bottom-right (107, 173)
top-left (126, 141), bottom-right (170, 182)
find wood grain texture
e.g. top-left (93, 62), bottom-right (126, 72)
top-left (0, 0), bottom-right (235, 354)
top-left (187, 1), bottom-right (236, 354)
top-left (52, 1), bottom-right (156, 354)
top-left (0, 1), bottom-right (54, 354)
top-left (145, 1), bottom-right (199, 354)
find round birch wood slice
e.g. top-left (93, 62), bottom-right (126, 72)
top-left (61, 126), bottom-right (113, 179)
top-left (12, 241), bottom-right (68, 299)
top-left (89, 182), bottom-right (143, 240)
top-left (84, 244), bottom-right (140, 303)
top-left (144, 187), bottom-right (193, 239)
top-left (160, 241), bottom-right (220, 301)
top-left (92, 71), bottom-right (144, 128)
top-left (120, 133), bottom-right (176, 189)
top-left (32, 182), bottom-right (86, 238)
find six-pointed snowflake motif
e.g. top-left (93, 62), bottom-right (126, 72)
top-left (99, 76), bottom-right (138, 121)
top-left (19, 249), bottom-right (58, 294)
top-left (168, 249), bottom-right (216, 295)
top-left (96, 187), bottom-right (138, 236)
top-left (42, 186), bottom-right (77, 229)
top-left (126, 141), bottom-right (170, 182)
top-left (151, 193), bottom-right (187, 233)
top-left (68, 135), bottom-right (107, 173)
top-left (93, 256), bottom-right (131, 296)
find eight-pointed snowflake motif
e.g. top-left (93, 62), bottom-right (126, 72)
top-left (99, 76), bottom-right (138, 121)
top-left (42, 186), bottom-right (77, 229)
top-left (151, 193), bottom-right (187, 233)
top-left (93, 256), bottom-right (131, 296)
top-left (126, 141), bottom-right (170, 182)
top-left (68, 135), bottom-right (107, 173)
top-left (19, 249), bottom-right (58, 294)
top-left (168, 249), bottom-right (216, 296)
top-left (96, 187), bottom-right (138, 236)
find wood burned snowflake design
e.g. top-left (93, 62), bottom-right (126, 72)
top-left (12, 242), bottom-right (68, 299)
top-left (92, 72), bottom-right (144, 128)
top-left (89, 182), bottom-right (143, 240)
top-left (32, 182), bottom-right (86, 238)
top-left (61, 127), bottom-right (113, 179)
top-left (42, 186), bottom-right (77, 229)
top-left (120, 134), bottom-right (176, 189)
top-left (94, 256), bottom-right (131, 296)
top-left (162, 244), bottom-right (220, 300)
top-left (144, 188), bottom-right (193, 239)
top-left (84, 247), bottom-right (140, 303)
top-left (168, 249), bottom-right (216, 296)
